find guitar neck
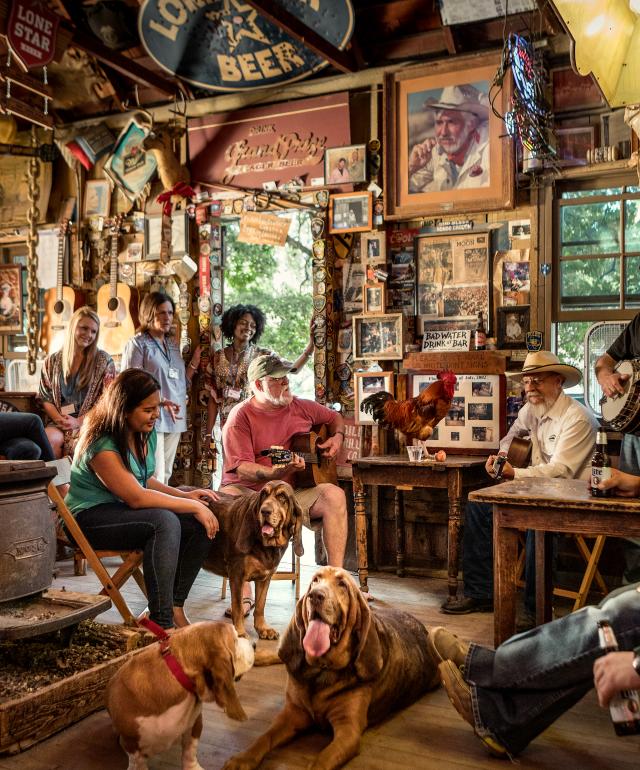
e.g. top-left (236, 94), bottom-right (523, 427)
top-left (109, 216), bottom-right (122, 299)
top-left (56, 220), bottom-right (68, 303)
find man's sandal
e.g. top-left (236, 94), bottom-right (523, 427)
top-left (224, 597), bottom-right (254, 618)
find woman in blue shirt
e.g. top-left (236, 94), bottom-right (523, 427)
top-left (65, 368), bottom-right (218, 629)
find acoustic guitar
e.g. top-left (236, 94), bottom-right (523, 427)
top-left (262, 425), bottom-right (339, 489)
top-left (97, 214), bottom-right (138, 356)
top-left (506, 436), bottom-right (532, 470)
top-left (40, 219), bottom-right (85, 354)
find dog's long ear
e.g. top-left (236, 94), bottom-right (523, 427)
top-left (203, 652), bottom-right (248, 721)
top-left (290, 493), bottom-right (304, 558)
top-left (352, 584), bottom-right (383, 681)
top-left (234, 492), bottom-right (260, 554)
top-left (278, 594), bottom-right (307, 676)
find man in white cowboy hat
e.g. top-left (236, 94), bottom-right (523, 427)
top-left (442, 350), bottom-right (598, 624)
top-left (409, 83), bottom-right (490, 193)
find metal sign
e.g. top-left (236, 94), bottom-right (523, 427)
top-left (7, 0), bottom-right (59, 69)
top-left (139, 0), bottom-right (354, 92)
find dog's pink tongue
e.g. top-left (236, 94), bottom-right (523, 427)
top-left (303, 619), bottom-right (331, 657)
top-left (261, 524), bottom-right (274, 536)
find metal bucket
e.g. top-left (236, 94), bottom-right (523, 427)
top-left (0, 461), bottom-right (56, 602)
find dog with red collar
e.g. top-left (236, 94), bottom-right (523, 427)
top-left (107, 620), bottom-right (254, 770)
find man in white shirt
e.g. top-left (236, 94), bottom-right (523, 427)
top-left (442, 351), bottom-right (598, 623)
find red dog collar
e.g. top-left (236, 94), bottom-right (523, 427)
top-left (138, 617), bottom-right (197, 696)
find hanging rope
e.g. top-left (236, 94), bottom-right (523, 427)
top-left (26, 126), bottom-right (41, 375)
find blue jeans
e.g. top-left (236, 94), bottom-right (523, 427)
top-left (463, 501), bottom-right (536, 613)
top-left (74, 503), bottom-right (211, 628)
top-left (0, 412), bottom-right (55, 461)
top-left (619, 435), bottom-right (640, 582)
top-left (466, 582), bottom-right (640, 755)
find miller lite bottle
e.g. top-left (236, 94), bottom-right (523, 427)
top-left (591, 431), bottom-right (611, 497)
top-left (597, 620), bottom-right (640, 735)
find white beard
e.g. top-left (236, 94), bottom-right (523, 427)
top-left (528, 395), bottom-right (558, 419)
top-left (263, 389), bottom-right (293, 408)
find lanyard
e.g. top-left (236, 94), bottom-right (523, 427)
top-left (147, 332), bottom-right (172, 365)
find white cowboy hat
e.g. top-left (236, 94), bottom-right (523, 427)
top-left (423, 84), bottom-right (489, 120)
top-left (507, 350), bottom-right (582, 389)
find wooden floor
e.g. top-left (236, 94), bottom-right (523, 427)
top-left (3, 535), bottom-right (639, 769)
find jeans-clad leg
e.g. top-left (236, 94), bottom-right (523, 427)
top-left (465, 583), bottom-right (640, 755)
top-left (0, 412), bottom-right (55, 461)
top-left (619, 435), bottom-right (640, 582)
top-left (462, 501), bottom-right (494, 601)
top-left (74, 503), bottom-right (208, 628)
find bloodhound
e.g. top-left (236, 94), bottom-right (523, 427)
top-left (107, 621), bottom-right (254, 770)
top-left (222, 566), bottom-right (440, 770)
top-left (203, 480), bottom-right (304, 640)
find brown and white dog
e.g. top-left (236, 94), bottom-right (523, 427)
top-left (222, 567), bottom-right (440, 770)
top-left (107, 621), bottom-right (254, 770)
top-left (203, 480), bottom-right (304, 640)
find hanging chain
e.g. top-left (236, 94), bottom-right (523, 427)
top-left (26, 126), bottom-right (41, 375)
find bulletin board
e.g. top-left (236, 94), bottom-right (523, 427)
top-left (408, 370), bottom-right (506, 454)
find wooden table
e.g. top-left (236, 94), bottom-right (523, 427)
top-left (352, 454), bottom-right (487, 598)
top-left (470, 478), bottom-right (640, 646)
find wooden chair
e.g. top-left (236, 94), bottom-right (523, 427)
top-left (48, 479), bottom-right (147, 626)
top-left (516, 532), bottom-right (608, 611)
top-left (221, 549), bottom-right (302, 602)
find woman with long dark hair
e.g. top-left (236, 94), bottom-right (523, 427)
top-left (65, 369), bottom-right (219, 629)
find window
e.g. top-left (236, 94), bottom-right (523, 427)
top-left (554, 176), bottom-right (640, 396)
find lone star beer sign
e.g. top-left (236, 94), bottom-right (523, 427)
top-left (8, 0), bottom-right (59, 69)
top-left (139, 0), bottom-right (354, 91)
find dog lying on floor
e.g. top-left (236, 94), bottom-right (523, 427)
top-left (222, 566), bottom-right (440, 770)
top-left (107, 621), bottom-right (254, 770)
top-left (203, 480), bottom-right (303, 640)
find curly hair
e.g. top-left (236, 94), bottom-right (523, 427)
top-left (221, 304), bottom-right (266, 343)
top-left (75, 369), bottom-right (160, 475)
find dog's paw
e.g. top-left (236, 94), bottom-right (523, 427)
top-left (255, 625), bottom-right (280, 640)
top-left (222, 755), bottom-right (256, 770)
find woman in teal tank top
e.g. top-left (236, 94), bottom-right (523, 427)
top-left (67, 368), bottom-right (219, 629)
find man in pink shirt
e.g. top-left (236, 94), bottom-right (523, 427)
top-left (221, 353), bottom-right (348, 612)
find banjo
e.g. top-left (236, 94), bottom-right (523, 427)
top-left (600, 359), bottom-right (640, 435)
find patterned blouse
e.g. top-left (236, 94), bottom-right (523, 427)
top-left (207, 342), bottom-right (270, 427)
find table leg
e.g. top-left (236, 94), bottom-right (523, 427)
top-left (352, 472), bottom-right (369, 593)
top-left (445, 470), bottom-right (463, 604)
top-left (535, 530), bottom-right (553, 626)
top-left (394, 487), bottom-right (405, 577)
top-left (494, 509), bottom-right (518, 646)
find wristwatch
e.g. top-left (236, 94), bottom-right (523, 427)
top-left (632, 652), bottom-right (640, 676)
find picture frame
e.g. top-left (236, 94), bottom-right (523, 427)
top-left (384, 52), bottom-right (514, 220)
top-left (145, 212), bottom-right (189, 260)
top-left (497, 305), bottom-right (530, 349)
top-left (555, 127), bottom-right (595, 167)
top-left (361, 231), bottom-right (387, 266)
top-left (551, 68), bottom-right (605, 113)
top-left (354, 371), bottom-right (394, 425)
top-left (0, 263), bottom-right (23, 334)
top-left (600, 110), bottom-right (632, 159)
top-left (415, 230), bottom-right (490, 335)
top-left (352, 313), bottom-right (403, 360)
top-left (324, 144), bottom-right (367, 185)
top-left (408, 370), bottom-right (505, 454)
top-left (362, 282), bottom-right (386, 314)
top-left (83, 179), bottom-right (111, 218)
top-left (329, 192), bottom-right (373, 234)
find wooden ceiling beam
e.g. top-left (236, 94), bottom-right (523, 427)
top-left (368, 29), bottom-right (450, 61)
top-left (243, 0), bottom-right (359, 73)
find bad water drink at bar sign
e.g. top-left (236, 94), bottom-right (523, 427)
top-left (422, 329), bottom-right (471, 352)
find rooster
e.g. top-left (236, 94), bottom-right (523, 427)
top-left (361, 370), bottom-right (457, 443)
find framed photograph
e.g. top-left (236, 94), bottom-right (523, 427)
top-left (354, 371), bottom-right (394, 425)
top-left (555, 127), bottom-right (595, 167)
top-left (551, 67), bottom-right (605, 113)
top-left (0, 263), bottom-right (23, 334)
top-left (83, 179), bottom-right (111, 218)
top-left (415, 230), bottom-right (490, 335)
top-left (352, 313), bottom-right (403, 360)
top-left (408, 370), bottom-right (505, 454)
top-left (362, 282), bottom-right (386, 314)
top-left (329, 192), bottom-right (373, 234)
top-left (145, 212), bottom-right (189, 260)
top-left (361, 231), bottom-right (386, 266)
top-left (384, 52), bottom-right (514, 220)
top-left (497, 305), bottom-right (530, 349)
top-left (324, 144), bottom-right (367, 185)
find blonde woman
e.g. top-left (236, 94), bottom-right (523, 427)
top-left (38, 306), bottom-right (115, 458)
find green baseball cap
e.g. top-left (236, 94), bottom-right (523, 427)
top-left (247, 353), bottom-right (292, 382)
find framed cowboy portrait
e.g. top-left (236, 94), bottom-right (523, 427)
top-left (384, 52), bottom-right (514, 220)
top-left (0, 263), bottom-right (23, 334)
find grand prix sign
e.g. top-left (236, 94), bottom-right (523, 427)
top-left (8, 0), bottom-right (59, 69)
top-left (139, 0), bottom-right (353, 92)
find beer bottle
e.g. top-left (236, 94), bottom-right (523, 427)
top-left (597, 620), bottom-right (640, 735)
top-left (475, 311), bottom-right (487, 351)
top-left (591, 430), bottom-right (612, 497)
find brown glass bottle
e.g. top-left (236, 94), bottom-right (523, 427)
top-left (591, 430), bottom-right (611, 497)
top-left (597, 620), bottom-right (640, 735)
top-left (475, 311), bottom-right (487, 351)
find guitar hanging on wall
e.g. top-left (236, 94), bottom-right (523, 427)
top-left (40, 219), bottom-right (85, 354)
top-left (97, 214), bottom-right (139, 355)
